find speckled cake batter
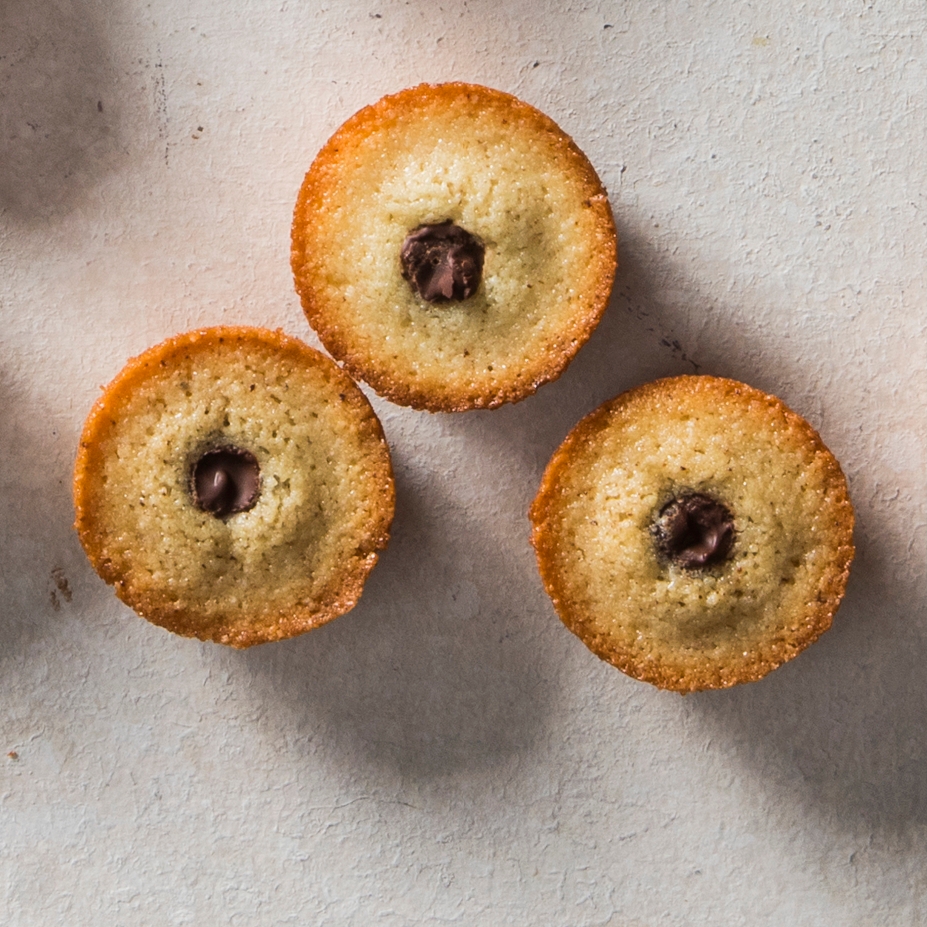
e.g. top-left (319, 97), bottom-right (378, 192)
top-left (74, 326), bottom-right (395, 647)
top-left (530, 375), bottom-right (855, 691)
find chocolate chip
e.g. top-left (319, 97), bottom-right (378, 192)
top-left (191, 446), bottom-right (261, 518)
top-left (400, 221), bottom-right (484, 303)
top-left (652, 492), bottom-right (735, 569)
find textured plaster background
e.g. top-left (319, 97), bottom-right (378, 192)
top-left (0, 1), bottom-right (924, 924)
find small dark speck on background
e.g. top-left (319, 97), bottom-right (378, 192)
top-left (533, 61), bottom-right (539, 68)
top-left (52, 568), bottom-right (73, 602)
top-left (604, 23), bottom-right (613, 29)
top-left (97, 100), bottom-right (103, 112)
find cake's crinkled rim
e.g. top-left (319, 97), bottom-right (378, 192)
top-left (73, 325), bottom-right (396, 648)
top-left (529, 374), bottom-right (856, 692)
top-left (291, 81), bottom-right (618, 412)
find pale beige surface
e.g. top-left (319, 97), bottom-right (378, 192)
top-left (0, 0), bottom-right (924, 924)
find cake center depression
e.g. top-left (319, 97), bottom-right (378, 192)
top-left (400, 220), bottom-right (485, 303)
top-left (191, 446), bottom-right (261, 518)
top-left (652, 492), bottom-right (735, 569)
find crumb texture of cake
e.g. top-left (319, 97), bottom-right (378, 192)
top-left (291, 82), bottom-right (617, 411)
top-left (530, 375), bottom-right (855, 692)
top-left (73, 327), bottom-right (395, 647)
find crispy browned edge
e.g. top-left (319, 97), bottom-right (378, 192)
top-left (73, 326), bottom-right (396, 648)
top-left (529, 375), bottom-right (856, 693)
top-left (291, 81), bottom-right (618, 412)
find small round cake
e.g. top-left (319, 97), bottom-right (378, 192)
top-left (291, 82), bottom-right (617, 411)
top-left (73, 327), bottom-right (395, 647)
top-left (530, 376), bottom-right (855, 692)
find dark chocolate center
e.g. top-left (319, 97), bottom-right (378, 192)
top-left (191, 446), bottom-right (261, 518)
top-left (400, 220), bottom-right (485, 303)
top-left (652, 492), bottom-right (735, 569)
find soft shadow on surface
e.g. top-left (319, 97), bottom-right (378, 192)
top-left (692, 527), bottom-right (927, 836)
top-left (0, 0), bottom-right (122, 221)
top-left (238, 216), bottom-right (702, 780)
top-left (437, 218), bottom-right (927, 836)
top-left (237, 215), bottom-right (732, 780)
top-left (0, 375), bottom-right (89, 662)
top-left (248, 208), bottom-right (925, 831)
top-left (241, 452), bottom-right (561, 780)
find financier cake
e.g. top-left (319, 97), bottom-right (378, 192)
top-left (530, 376), bottom-right (855, 692)
top-left (73, 327), bottom-right (395, 647)
top-left (291, 82), bottom-right (617, 411)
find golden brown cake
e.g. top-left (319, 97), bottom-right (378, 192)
top-left (530, 375), bottom-right (855, 692)
top-left (73, 326), bottom-right (394, 647)
top-left (291, 82), bottom-right (617, 411)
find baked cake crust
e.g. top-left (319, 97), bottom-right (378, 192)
top-left (74, 326), bottom-right (395, 647)
top-left (530, 375), bottom-right (855, 692)
top-left (291, 82), bottom-right (617, 412)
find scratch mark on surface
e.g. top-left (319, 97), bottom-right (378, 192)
top-left (659, 335), bottom-right (700, 371)
top-left (154, 46), bottom-right (169, 165)
top-left (618, 283), bottom-right (700, 371)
